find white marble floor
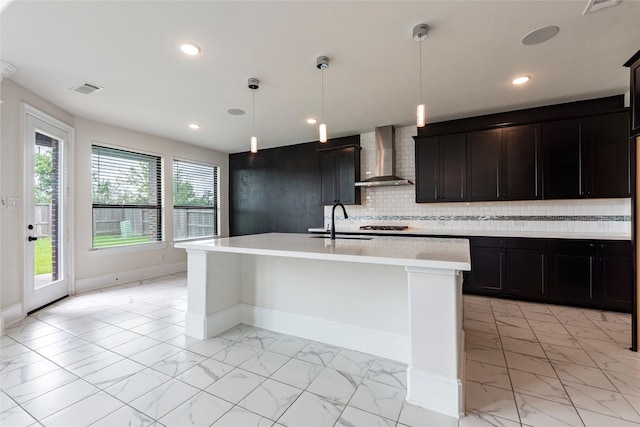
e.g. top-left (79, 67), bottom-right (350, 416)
top-left (0, 273), bottom-right (638, 427)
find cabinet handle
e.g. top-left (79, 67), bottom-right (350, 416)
top-left (589, 257), bottom-right (594, 300)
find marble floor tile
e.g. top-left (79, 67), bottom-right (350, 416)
top-left (337, 405), bottom-right (395, 427)
top-left (219, 324), bottom-right (259, 341)
top-left (466, 343), bottom-right (507, 367)
top-left (562, 382), bottom-right (640, 423)
top-left (158, 390), bottom-right (233, 426)
top-left (39, 391), bottom-right (123, 427)
top-left (564, 325), bottom-right (612, 341)
top-left (465, 360), bottom-right (512, 391)
top-left (501, 337), bottom-right (546, 358)
top-left (21, 379), bottom-right (98, 420)
top-left (509, 370), bottom-right (571, 405)
top-left (465, 302), bottom-right (494, 314)
top-left (0, 341), bottom-right (30, 359)
top-left (577, 407), bottom-right (640, 427)
top-left (327, 348), bottom-right (376, 377)
top-left (90, 405), bottom-right (155, 427)
top-left (528, 319), bottom-right (571, 336)
top-left (265, 335), bottom-right (308, 357)
top-left (210, 406), bottom-right (273, 427)
top-left (270, 358), bottom-right (324, 390)
top-left (65, 350), bottom-right (123, 378)
top-left (205, 368), bottom-right (265, 404)
top-left (306, 367), bottom-right (361, 404)
top-left (398, 402), bottom-right (458, 427)
top-left (3, 367), bottom-right (77, 404)
top-left (465, 310), bottom-right (496, 324)
top-left (521, 310), bottom-right (558, 323)
top-left (240, 330), bottom-right (283, 349)
top-left (164, 334), bottom-right (201, 349)
top-left (187, 336), bottom-right (233, 357)
top-left (504, 351), bottom-right (556, 377)
top-left (465, 331), bottom-right (503, 350)
top-left (0, 403), bottom-right (37, 426)
top-left (129, 342), bottom-right (182, 366)
top-left (551, 360), bottom-right (617, 391)
top-left (603, 369), bottom-right (640, 397)
top-left (534, 331), bottom-right (581, 349)
top-left (20, 330), bottom-right (76, 351)
top-left (238, 378), bottom-right (301, 420)
top-left (104, 367), bottom-right (172, 403)
top-left (542, 343), bottom-right (597, 367)
top-left (129, 378), bottom-right (199, 420)
top-left (1, 351), bottom-right (48, 374)
top-left (150, 349), bottom-right (206, 377)
top-left (294, 341), bottom-right (341, 367)
top-left (365, 358), bottom-right (408, 389)
top-left (177, 357), bottom-right (235, 389)
top-left (464, 319), bottom-right (500, 335)
top-left (349, 378), bottom-right (406, 421)
top-left (211, 342), bottom-right (262, 366)
top-left (279, 391), bottom-right (344, 427)
top-left (145, 324), bottom-right (184, 342)
top-left (91, 330), bottom-right (140, 350)
top-left (110, 336), bottom-right (161, 357)
top-left (239, 349), bottom-right (291, 377)
top-left (458, 410), bottom-right (522, 427)
top-left (464, 381), bottom-right (519, 423)
top-left (497, 325), bottom-right (538, 341)
top-left (514, 392), bottom-right (583, 427)
top-left (494, 314), bottom-right (531, 329)
top-left (83, 358), bottom-right (146, 389)
top-left (0, 358), bottom-right (60, 390)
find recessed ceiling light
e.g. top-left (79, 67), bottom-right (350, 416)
top-left (180, 43), bottom-right (201, 56)
top-left (512, 76), bottom-right (531, 85)
top-left (227, 108), bottom-right (246, 116)
top-left (306, 118), bottom-right (318, 124)
top-left (188, 123), bottom-right (200, 129)
top-left (522, 26), bottom-right (559, 46)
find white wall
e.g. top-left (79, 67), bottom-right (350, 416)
top-left (0, 79), bottom-right (228, 323)
top-left (328, 125), bottom-right (632, 237)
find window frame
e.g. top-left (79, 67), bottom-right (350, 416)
top-left (90, 143), bottom-right (164, 250)
top-left (172, 157), bottom-right (220, 241)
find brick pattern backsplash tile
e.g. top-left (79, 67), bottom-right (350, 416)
top-left (325, 125), bottom-right (631, 236)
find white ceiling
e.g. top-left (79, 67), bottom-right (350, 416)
top-left (1, 1), bottom-right (639, 154)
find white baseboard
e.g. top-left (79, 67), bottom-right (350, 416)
top-left (1, 303), bottom-right (25, 334)
top-left (75, 261), bottom-right (186, 294)
top-left (406, 367), bottom-right (464, 419)
top-left (238, 304), bottom-right (410, 362)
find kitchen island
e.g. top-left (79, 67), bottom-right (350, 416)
top-left (175, 233), bottom-right (471, 418)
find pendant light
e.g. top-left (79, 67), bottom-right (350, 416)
top-left (248, 78), bottom-right (259, 153)
top-left (413, 24), bottom-right (429, 128)
top-left (316, 56), bottom-right (329, 143)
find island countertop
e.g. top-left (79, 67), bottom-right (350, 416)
top-left (175, 232), bottom-right (470, 271)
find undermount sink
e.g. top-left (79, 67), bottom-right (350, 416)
top-left (309, 235), bottom-right (373, 240)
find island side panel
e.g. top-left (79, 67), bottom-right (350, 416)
top-left (185, 249), bottom-right (242, 339)
top-left (239, 255), bottom-right (411, 362)
top-left (405, 266), bottom-right (465, 418)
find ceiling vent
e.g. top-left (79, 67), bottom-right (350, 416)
top-left (71, 82), bottom-right (103, 95)
top-left (583, 0), bottom-right (621, 15)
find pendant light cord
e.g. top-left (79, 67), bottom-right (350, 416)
top-left (252, 89), bottom-right (256, 135)
top-left (321, 68), bottom-right (325, 123)
top-left (419, 39), bottom-right (423, 104)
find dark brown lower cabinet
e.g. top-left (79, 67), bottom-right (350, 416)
top-left (465, 238), bottom-right (548, 302)
top-left (464, 237), bottom-right (632, 313)
top-left (550, 240), bottom-right (633, 312)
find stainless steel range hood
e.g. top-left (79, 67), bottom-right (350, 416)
top-left (355, 125), bottom-right (413, 187)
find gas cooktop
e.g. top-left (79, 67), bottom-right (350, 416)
top-left (359, 225), bottom-right (409, 231)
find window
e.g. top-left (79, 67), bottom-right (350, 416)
top-left (91, 145), bottom-right (162, 248)
top-left (173, 159), bottom-right (218, 240)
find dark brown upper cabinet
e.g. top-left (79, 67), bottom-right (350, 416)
top-left (415, 134), bottom-right (466, 202)
top-left (624, 49), bottom-right (640, 138)
top-left (319, 145), bottom-right (361, 205)
top-left (467, 124), bottom-right (541, 202)
top-left (543, 112), bottom-right (630, 199)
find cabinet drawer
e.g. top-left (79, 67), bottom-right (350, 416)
top-left (470, 237), bottom-right (548, 250)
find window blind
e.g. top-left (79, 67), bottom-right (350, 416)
top-left (173, 159), bottom-right (218, 240)
top-left (91, 145), bottom-right (162, 248)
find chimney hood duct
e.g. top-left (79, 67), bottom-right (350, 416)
top-left (355, 126), bottom-right (413, 187)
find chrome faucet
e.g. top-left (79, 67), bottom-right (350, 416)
top-left (331, 202), bottom-right (348, 240)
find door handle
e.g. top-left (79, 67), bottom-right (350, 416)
top-left (28, 236), bottom-right (38, 242)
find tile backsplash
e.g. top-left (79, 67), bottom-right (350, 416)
top-left (324, 125), bottom-right (631, 236)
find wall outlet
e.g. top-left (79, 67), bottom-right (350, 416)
top-left (0, 197), bottom-right (6, 208)
top-left (7, 197), bottom-right (18, 208)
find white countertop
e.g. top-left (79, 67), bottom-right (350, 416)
top-left (175, 232), bottom-right (471, 271)
top-left (307, 227), bottom-right (631, 241)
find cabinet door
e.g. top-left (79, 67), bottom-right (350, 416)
top-left (504, 249), bottom-right (546, 299)
top-left (551, 253), bottom-right (594, 305)
top-left (599, 253), bottom-right (633, 312)
top-left (542, 119), bottom-right (582, 199)
top-left (468, 246), bottom-right (503, 293)
top-left (629, 54), bottom-right (640, 137)
top-left (320, 150), bottom-right (337, 204)
top-left (467, 129), bottom-right (502, 201)
top-left (336, 146), bottom-right (360, 205)
top-left (503, 124), bottom-right (541, 200)
top-left (583, 113), bottom-right (630, 198)
top-left (440, 134), bottom-right (466, 201)
top-left (415, 137), bottom-right (440, 202)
